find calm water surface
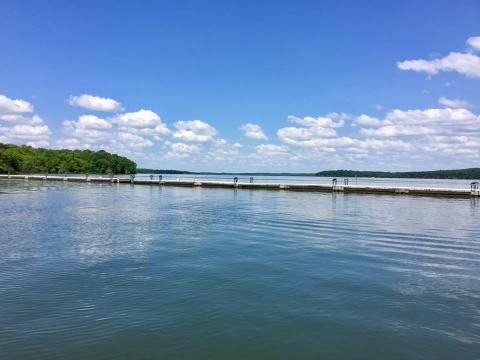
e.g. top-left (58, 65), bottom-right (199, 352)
top-left (1, 180), bottom-right (479, 359)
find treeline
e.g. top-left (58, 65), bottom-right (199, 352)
top-left (0, 143), bottom-right (137, 174)
top-left (315, 169), bottom-right (480, 180)
top-left (137, 168), bottom-right (314, 176)
top-left (137, 168), bottom-right (194, 174)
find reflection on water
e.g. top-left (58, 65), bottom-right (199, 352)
top-left (0, 180), bottom-right (479, 359)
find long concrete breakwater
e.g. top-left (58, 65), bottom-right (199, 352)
top-left (1, 174), bottom-right (480, 198)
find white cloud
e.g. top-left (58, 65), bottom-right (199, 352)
top-left (398, 52), bottom-right (480, 78)
top-left (113, 109), bottom-right (162, 128)
top-left (273, 109), bottom-right (480, 167)
top-left (398, 37), bottom-right (480, 79)
top-left (288, 115), bottom-right (344, 128)
top-left (62, 115), bottom-right (113, 143)
top-left (57, 109), bottom-right (170, 155)
top-left (277, 114), bottom-right (344, 145)
top-left (117, 132), bottom-right (153, 148)
top-left (205, 139), bottom-right (243, 161)
top-left (55, 138), bottom-right (87, 149)
top-left (0, 95), bottom-right (51, 147)
top-left (172, 120), bottom-right (218, 142)
top-left (0, 94), bottom-right (34, 114)
top-left (0, 114), bottom-right (44, 125)
top-left (76, 114), bottom-right (112, 129)
top-left (467, 36), bottom-right (480, 52)
top-left (359, 108), bottom-right (480, 137)
top-left (8, 124), bottom-right (50, 138)
top-left (241, 123), bottom-right (268, 140)
top-left (438, 96), bottom-right (470, 109)
top-left (361, 125), bottom-right (436, 137)
top-left (68, 94), bottom-right (123, 112)
top-left (256, 144), bottom-right (290, 156)
top-left (355, 114), bottom-right (383, 126)
top-left (358, 138), bottom-right (413, 152)
top-left (0, 124), bottom-right (51, 147)
top-left (164, 142), bottom-right (202, 158)
top-left (123, 123), bottom-right (170, 140)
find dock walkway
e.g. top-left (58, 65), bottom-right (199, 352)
top-left (1, 174), bottom-right (479, 198)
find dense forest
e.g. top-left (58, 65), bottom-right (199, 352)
top-left (315, 169), bottom-right (480, 180)
top-left (0, 143), bottom-right (137, 174)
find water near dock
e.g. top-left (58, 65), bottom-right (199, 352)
top-left (1, 180), bottom-right (480, 359)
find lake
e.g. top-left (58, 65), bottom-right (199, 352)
top-left (1, 179), bottom-right (479, 359)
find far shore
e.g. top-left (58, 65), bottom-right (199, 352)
top-left (137, 168), bottom-right (480, 180)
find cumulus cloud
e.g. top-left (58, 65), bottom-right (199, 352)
top-left (355, 114), bottom-right (383, 126)
top-left (117, 132), bottom-right (153, 148)
top-left (256, 144), bottom-right (290, 157)
top-left (75, 114), bottom-right (112, 129)
top-left (277, 114), bottom-right (344, 145)
top-left (0, 95), bottom-right (51, 147)
top-left (132, 123), bottom-right (171, 140)
top-left (273, 109), bottom-right (480, 167)
top-left (0, 114), bottom-right (44, 125)
top-left (398, 52), bottom-right (480, 78)
top-left (55, 138), bottom-right (87, 149)
top-left (359, 108), bottom-right (480, 137)
top-left (0, 94), bottom-right (34, 114)
top-left (467, 36), bottom-right (480, 52)
top-left (397, 37), bottom-right (480, 78)
top-left (62, 115), bottom-right (113, 142)
top-left (164, 142), bottom-right (202, 158)
top-left (289, 115), bottom-right (345, 128)
top-left (57, 108), bottom-right (171, 156)
top-left (68, 94), bottom-right (123, 112)
top-left (113, 109), bottom-right (162, 128)
top-left (206, 139), bottom-right (243, 161)
top-left (0, 124), bottom-right (51, 147)
top-left (241, 123), bottom-right (268, 140)
top-left (172, 120), bottom-right (218, 142)
top-left (438, 96), bottom-right (470, 109)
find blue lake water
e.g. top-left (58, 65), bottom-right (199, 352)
top-left (1, 180), bottom-right (479, 359)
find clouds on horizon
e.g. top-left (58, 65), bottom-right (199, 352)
top-left (0, 94), bottom-right (50, 147)
top-left (2, 36), bottom-right (480, 170)
top-left (2, 90), bottom-right (480, 170)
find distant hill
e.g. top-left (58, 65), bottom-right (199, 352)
top-left (137, 168), bottom-right (195, 174)
top-left (137, 168), bottom-right (314, 176)
top-left (0, 143), bottom-right (136, 174)
top-left (315, 169), bottom-right (480, 180)
top-left (138, 167), bottom-right (480, 180)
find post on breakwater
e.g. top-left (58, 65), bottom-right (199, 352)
top-left (471, 181), bottom-right (480, 196)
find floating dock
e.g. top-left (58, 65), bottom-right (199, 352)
top-left (1, 174), bottom-right (479, 198)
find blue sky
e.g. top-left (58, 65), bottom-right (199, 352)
top-left (1, 0), bottom-right (480, 171)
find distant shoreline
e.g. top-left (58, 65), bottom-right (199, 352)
top-left (137, 168), bottom-right (480, 180)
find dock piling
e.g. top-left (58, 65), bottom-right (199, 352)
top-left (471, 181), bottom-right (480, 196)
